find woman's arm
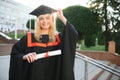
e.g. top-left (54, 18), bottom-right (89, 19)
top-left (56, 9), bottom-right (67, 25)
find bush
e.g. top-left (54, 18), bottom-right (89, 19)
top-left (84, 34), bottom-right (96, 47)
top-left (98, 32), bottom-right (105, 45)
top-left (114, 31), bottom-right (120, 54)
top-left (26, 19), bottom-right (35, 29)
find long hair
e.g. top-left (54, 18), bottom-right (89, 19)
top-left (34, 14), bottom-right (56, 42)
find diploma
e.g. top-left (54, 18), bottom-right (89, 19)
top-left (36, 50), bottom-right (61, 59)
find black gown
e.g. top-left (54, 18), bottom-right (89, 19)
top-left (9, 21), bottom-right (78, 80)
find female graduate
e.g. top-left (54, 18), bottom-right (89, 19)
top-left (9, 5), bottom-right (78, 80)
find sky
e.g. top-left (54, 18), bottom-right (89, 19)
top-left (13, 0), bottom-right (90, 9)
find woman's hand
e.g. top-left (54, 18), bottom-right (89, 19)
top-left (56, 9), bottom-right (67, 25)
top-left (23, 52), bottom-right (37, 63)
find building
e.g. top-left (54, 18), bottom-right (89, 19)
top-left (0, 0), bottom-right (35, 33)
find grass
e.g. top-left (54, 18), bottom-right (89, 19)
top-left (6, 33), bottom-right (25, 39)
top-left (80, 40), bottom-right (105, 51)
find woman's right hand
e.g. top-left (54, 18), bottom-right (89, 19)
top-left (56, 9), bottom-right (67, 25)
top-left (23, 52), bottom-right (37, 63)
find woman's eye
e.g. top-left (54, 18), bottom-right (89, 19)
top-left (46, 17), bottom-right (50, 19)
top-left (39, 18), bottom-right (43, 20)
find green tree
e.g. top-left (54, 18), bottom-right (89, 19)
top-left (89, 0), bottom-right (120, 51)
top-left (26, 19), bottom-right (35, 30)
top-left (56, 5), bottom-right (102, 47)
top-left (109, 0), bottom-right (120, 32)
top-left (114, 31), bottom-right (120, 54)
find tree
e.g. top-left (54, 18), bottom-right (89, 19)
top-left (56, 5), bottom-right (102, 47)
top-left (26, 19), bottom-right (35, 30)
top-left (109, 0), bottom-right (120, 32)
top-left (89, 0), bottom-right (120, 51)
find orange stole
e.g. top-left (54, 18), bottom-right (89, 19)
top-left (27, 32), bottom-right (61, 47)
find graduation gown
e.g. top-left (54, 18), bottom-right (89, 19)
top-left (9, 21), bottom-right (78, 80)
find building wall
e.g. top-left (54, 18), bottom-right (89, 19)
top-left (0, 0), bottom-right (35, 33)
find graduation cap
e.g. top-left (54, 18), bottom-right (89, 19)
top-left (30, 5), bottom-right (56, 17)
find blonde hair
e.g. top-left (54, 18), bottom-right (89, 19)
top-left (34, 14), bottom-right (56, 42)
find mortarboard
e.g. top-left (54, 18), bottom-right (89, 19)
top-left (30, 5), bottom-right (56, 17)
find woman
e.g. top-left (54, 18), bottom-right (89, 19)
top-left (9, 5), bottom-right (78, 80)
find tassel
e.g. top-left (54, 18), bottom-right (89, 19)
top-left (52, 14), bottom-right (54, 22)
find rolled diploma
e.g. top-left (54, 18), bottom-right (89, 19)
top-left (36, 50), bottom-right (61, 59)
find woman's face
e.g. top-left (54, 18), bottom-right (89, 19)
top-left (38, 14), bottom-right (52, 30)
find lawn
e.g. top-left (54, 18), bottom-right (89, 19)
top-left (80, 40), bottom-right (105, 51)
top-left (6, 33), bottom-right (25, 39)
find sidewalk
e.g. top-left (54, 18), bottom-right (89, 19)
top-left (0, 55), bottom-right (86, 80)
top-left (0, 55), bottom-right (10, 80)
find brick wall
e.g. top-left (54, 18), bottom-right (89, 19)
top-left (78, 50), bottom-right (120, 66)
